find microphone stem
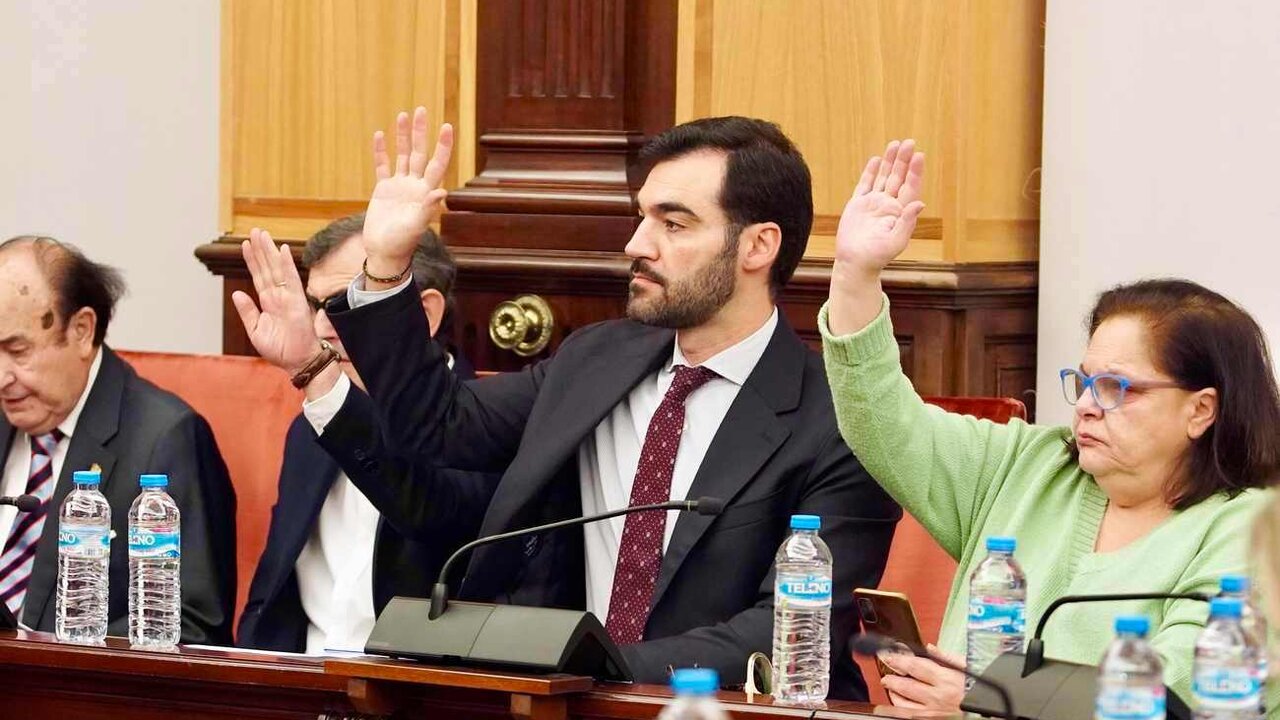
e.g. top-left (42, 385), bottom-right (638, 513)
top-left (431, 499), bottom-right (693, 616)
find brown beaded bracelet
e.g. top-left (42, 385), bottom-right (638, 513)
top-left (362, 257), bottom-right (414, 284)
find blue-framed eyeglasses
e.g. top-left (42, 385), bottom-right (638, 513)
top-left (1059, 368), bottom-right (1183, 411)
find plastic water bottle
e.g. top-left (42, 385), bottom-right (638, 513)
top-left (56, 470), bottom-right (111, 644)
top-left (657, 668), bottom-right (729, 720)
top-left (128, 474), bottom-right (181, 648)
top-left (966, 536), bottom-right (1027, 679)
top-left (1219, 575), bottom-right (1267, 715)
top-left (1095, 615), bottom-right (1166, 720)
top-left (772, 514), bottom-right (832, 706)
top-left (1193, 597), bottom-right (1262, 719)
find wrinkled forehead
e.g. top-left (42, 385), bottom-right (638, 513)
top-left (305, 234), bottom-right (367, 299)
top-left (637, 150), bottom-right (730, 221)
top-left (0, 249), bottom-right (58, 334)
top-left (1081, 315), bottom-right (1161, 376)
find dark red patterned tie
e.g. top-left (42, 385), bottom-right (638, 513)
top-left (605, 365), bottom-right (717, 645)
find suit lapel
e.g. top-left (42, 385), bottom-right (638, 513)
top-left (24, 348), bottom-right (124, 629)
top-left (649, 317), bottom-right (807, 610)
top-left (261, 426), bottom-right (340, 608)
top-left (479, 325), bottom-right (675, 537)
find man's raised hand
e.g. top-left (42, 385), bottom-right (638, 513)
top-left (361, 107), bottom-right (454, 286)
top-left (230, 228), bottom-right (320, 374)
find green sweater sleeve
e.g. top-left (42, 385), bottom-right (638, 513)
top-left (819, 297), bottom-right (1064, 560)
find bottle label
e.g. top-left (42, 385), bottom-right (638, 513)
top-left (1193, 667), bottom-right (1261, 708)
top-left (967, 596), bottom-right (1026, 634)
top-left (58, 524), bottom-right (110, 555)
top-left (776, 574), bottom-right (832, 606)
top-left (1095, 687), bottom-right (1166, 720)
top-left (128, 527), bottom-right (180, 559)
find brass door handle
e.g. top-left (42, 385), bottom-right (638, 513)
top-left (489, 294), bottom-right (554, 357)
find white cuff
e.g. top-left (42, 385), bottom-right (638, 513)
top-left (348, 273), bottom-right (413, 308)
top-left (302, 372), bottom-right (352, 435)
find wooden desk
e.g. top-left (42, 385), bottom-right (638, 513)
top-left (0, 631), bottom-right (935, 719)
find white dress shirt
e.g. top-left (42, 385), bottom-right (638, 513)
top-left (293, 467), bottom-right (381, 654)
top-left (303, 277), bottom-right (776, 623)
top-left (1, 349), bottom-right (103, 547)
top-left (296, 353), bottom-right (455, 655)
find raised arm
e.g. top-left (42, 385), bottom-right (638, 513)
top-left (822, 141), bottom-right (1048, 558)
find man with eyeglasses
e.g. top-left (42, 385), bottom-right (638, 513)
top-left (237, 215), bottom-right (497, 654)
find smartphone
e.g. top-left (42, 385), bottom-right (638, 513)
top-left (853, 588), bottom-right (924, 678)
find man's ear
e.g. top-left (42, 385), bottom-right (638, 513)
top-left (67, 307), bottom-right (98, 357)
top-left (420, 288), bottom-right (446, 337)
top-left (740, 222), bottom-right (781, 277)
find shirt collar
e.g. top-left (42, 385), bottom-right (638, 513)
top-left (57, 347), bottom-right (103, 440)
top-left (667, 307), bottom-right (778, 386)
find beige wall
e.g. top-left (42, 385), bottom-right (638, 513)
top-left (1037, 0), bottom-right (1280, 425)
top-left (0, 0), bottom-right (222, 354)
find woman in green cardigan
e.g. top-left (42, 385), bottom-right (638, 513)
top-left (820, 140), bottom-right (1280, 711)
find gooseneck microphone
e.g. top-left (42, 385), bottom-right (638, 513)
top-left (1022, 591), bottom-right (1210, 676)
top-left (427, 496), bottom-right (726, 620)
top-left (852, 632), bottom-right (1015, 720)
top-left (0, 495), bottom-right (40, 513)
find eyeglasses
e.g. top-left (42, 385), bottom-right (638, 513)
top-left (305, 291), bottom-right (344, 313)
top-left (1059, 368), bottom-right (1183, 411)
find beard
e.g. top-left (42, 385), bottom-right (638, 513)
top-left (626, 235), bottom-right (737, 329)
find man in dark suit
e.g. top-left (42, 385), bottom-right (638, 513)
top-left (232, 113), bottom-right (900, 699)
top-left (238, 215), bottom-right (495, 653)
top-left (0, 236), bottom-right (236, 643)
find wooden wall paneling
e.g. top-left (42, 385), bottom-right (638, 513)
top-left (223, 0), bottom-right (456, 240)
top-left (442, 0), bottom-right (679, 253)
top-left (201, 0), bottom-right (1043, 414)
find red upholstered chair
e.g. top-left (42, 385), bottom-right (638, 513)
top-left (855, 395), bottom-right (1027, 704)
top-left (117, 350), bottom-right (303, 635)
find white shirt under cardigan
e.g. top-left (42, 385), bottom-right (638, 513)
top-left (296, 355), bottom-right (453, 655)
top-left (1, 349), bottom-right (103, 567)
top-left (303, 277), bottom-right (776, 623)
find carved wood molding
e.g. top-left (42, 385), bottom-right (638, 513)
top-left (196, 237), bottom-right (1036, 305)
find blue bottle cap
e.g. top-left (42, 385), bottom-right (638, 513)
top-left (790, 515), bottom-right (821, 531)
top-left (72, 470), bottom-right (101, 485)
top-left (1114, 615), bottom-right (1150, 636)
top-left (670, 667), bottom-right (719, 695)
top-left (1210, 597), bottom-right (1244, 618)
top-left (1220, 575), bottom-right (1250, 594)
top-left (139, 474), bottom-right (169, 488)
top-left (986, 536), bottom-right (1016, 553)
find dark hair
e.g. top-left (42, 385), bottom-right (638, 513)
top-left (1083, 278), bottom-right (1280, 508)
top-left (302, 213), bottom-right (458, 335)
top-left (639, 116), bottom-right (813, 293)
top-left (0, 235), bottom-right (126, 347)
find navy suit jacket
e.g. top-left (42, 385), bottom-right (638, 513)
top-left (236, 351), bottom-right (497, 652)
top-left (321, 286), bottom-right (901, 700)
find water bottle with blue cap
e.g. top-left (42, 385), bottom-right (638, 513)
top-left (1194, 596), bottom-right (1262, 719)
top-left (657, 668), bottom-right (728, 720)
top-left (966, 536), bottom-right (1027, 679)
top-left (771, 514), bottom-right (832, 706)
top-left (128, 473), bottom-right (181, 648)
top-left (56, 469), bottom-right (111, 643)
top-left (1219, 575), bottom-right (1267, 715)
top-left (1096, 615), bottom-right (1166, 720)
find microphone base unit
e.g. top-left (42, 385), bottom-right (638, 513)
top-left (964, 651), bottom-right (1192, 720)
top-left (365, 597), bottom-right (633, 682)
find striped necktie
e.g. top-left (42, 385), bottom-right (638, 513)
top-left (0, 430), bottom-right (65, 615)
